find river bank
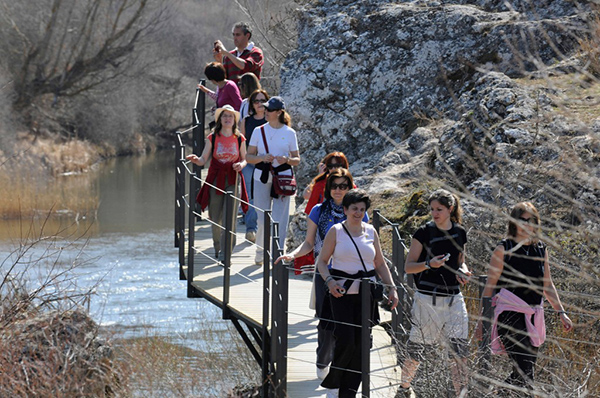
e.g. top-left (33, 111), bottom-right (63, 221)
top-left (0, 150), bottom-right (258, 397)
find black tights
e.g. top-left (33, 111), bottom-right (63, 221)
top-left (497, 311), bottom-right (539, 396)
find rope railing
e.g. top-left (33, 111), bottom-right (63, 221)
top-left (174, 132), bottom-right (414, 397)
top-left (173, 85), bottom-right (600, 398)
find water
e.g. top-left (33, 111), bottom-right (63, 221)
top-left (0, 150), bottom-right (223, 345)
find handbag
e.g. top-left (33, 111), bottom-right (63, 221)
top-left (341, 223), bottom-right (385, 302)
top-left (260, 126), bottom-right (297, 196)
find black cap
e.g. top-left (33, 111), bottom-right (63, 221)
top-left (263, 96), bottom-right (285, 111)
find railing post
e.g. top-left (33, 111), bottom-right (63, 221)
top-left (270, 222), bottom-right (287, 397)
top-left (223, 190), bottom-right (234, 320)
top-left (478, 275), bottom-right (492, 375)
top-left (178, 156), bottom-right (187, 280)
top-left (391, 224), bottom-right (402, 340)
top-left (262, 210), bottom-right (272, 398)
top-left (373, 209), bottom-right (381, 235)
top-left (175, 133), bottom-right (182, 248)
top-left (187, 171), bottom-right (198, 298)
top-left (361, 278), bottom-right (371, 398)
top-left (192, 79), bottom-right (205, 218)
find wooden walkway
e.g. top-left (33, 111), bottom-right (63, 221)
top-left (183, 220), bottom-right (402, 397)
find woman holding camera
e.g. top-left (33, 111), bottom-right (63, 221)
top-left (397, 189), bottom-right (471, 398)
top-left (316, 189), bottom-right (398, 398)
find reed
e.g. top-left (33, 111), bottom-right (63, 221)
top-left (0, 168), bottom-right (99, 220)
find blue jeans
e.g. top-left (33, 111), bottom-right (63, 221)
top-left (242, 164), bottom-right (257, 232)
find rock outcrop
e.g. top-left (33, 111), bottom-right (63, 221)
top-left (281, 0), bottom-right (600, 254)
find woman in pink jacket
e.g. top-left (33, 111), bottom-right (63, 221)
top-left (477, 202), bottom-right (573, 396)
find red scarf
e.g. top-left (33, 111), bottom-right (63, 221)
top-left (196, 160), bottom-right (249, 213)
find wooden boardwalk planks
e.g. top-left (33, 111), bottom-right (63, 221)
top-left (185, 221), bottom-right (401, 397)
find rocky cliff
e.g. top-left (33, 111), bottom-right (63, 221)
top-left (279, 2), bottom-right (600, 394)
top-left (281, 0), bottom-right (599, 256)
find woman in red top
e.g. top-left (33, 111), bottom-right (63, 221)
top-left (304, 152), bottom-right (350, 215)
top-left (186, 105), bottom-right (248, 260)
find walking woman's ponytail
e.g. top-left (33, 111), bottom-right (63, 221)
top-left (428, 189), bottom-right (463, 224)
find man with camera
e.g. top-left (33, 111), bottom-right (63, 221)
top-left (213, 22), bottom-right (264, 85)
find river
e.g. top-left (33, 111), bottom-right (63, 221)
top-left (0, 150), bottom-right (225, 348)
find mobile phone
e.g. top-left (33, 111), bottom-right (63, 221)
top-left (442, 253), bottom-right (451, 261)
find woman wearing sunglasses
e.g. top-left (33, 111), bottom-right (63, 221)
top-left (246, 96), bottom-right (300, 265)
top-left (275, 169), bottom-right (366, 381)
top-left (238, 73), bottom-right (262, 121)
top-left (239, 89), bottom-right (269, 243)
top-left (477, 202), bottom-right (573, 396)
top-left (303, 152), bottom-right (351, 215)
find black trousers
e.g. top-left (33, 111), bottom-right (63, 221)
top-left (321, 292), bottom-right (378, 397)
top-left (497, 310), bottom-right (540, 396)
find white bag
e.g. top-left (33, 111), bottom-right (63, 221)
top-left (308, 271), bottom-right (317, 310)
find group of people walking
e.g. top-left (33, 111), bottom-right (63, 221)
top-left (186, 21), bottom-right (573, 398)
top-left (187, 21), bottom-right (297, 264)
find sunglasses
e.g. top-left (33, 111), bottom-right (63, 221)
top-left (331, 183), bottom-right (349, 191)
top-left (518, 216), bottom-right (535, 224)
top-left (265, 108), bottom-right (279, 113)
top-left (253, 99), bottom-right (267, 104)
top-left (326, 163), bottom-right (343, 169)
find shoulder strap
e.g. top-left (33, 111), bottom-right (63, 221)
top-left (211, 133), bottom-right (216, 157)
top-left (341, 223), bottom-right (368, 273)
top-left (503, 239), bottom-right (514, 261)
top-left (424, 221), bottom-right (437, 260)
top-left (260, 126), bottom-right (269, 153)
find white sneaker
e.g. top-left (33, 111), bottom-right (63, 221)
top-left (325, 388), bottom-right (339, 398)
top-left (316, 366), bottom-right (329, 380)
top-left (245, 231), bottom-right (256, 243)
top-left (254, 252), bottom-right (263, 265)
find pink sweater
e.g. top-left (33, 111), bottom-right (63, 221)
top-left (490, 288), bottom-right (546, 354)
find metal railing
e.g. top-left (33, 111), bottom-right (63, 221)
top-left (172, 84), bottom-right (432, 397)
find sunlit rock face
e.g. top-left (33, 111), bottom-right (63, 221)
top-left (280, 0), bottom-right (599, 249)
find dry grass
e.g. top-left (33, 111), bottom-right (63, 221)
top-left (0, 220), bottom-right (124, 397)
top-left (371, 186), bottom-right (600, 397)
top-left (0, 310), bottom-right (122, 398)
top-left (578, 13), bottom-right (600, 79)
top-left (113, 324), bottom-right (260, 397)
top-left (0, 139), bottom-right (100, 220)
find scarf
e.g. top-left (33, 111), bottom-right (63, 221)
top-left (314, 200), bottom-right (345, 257)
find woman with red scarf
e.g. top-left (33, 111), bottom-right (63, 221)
top-left (187, 105), bottom-right (248, 260)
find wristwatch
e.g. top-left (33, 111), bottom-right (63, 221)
top-left (424, 259), bottom-right (431, 270)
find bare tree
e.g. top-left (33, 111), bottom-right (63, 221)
top-left (0, 0), bottom-right (166, 111)
top-left (232, 0), bottom-right (300, 93)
